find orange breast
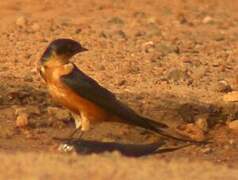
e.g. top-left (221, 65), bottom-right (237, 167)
top-left (45, 65), bottom-right (110, 124)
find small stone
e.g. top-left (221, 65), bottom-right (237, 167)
top-left (114, 30), bottom-right (127, 39)
top-left (229, 139), bottom-right (235, 145)
top-left (16, 113), bottom-right (29, 128)
top-left (228, 120), bottom-right (238, 130)
top-left (47, 107), bottom-right (71, 121)
top-left (142, 41), bottom-right (155, 53)
top-left (166, 68), bottom-right (188, 82)
top-left (143, 41), bottom-right (154, 47)
top-left (156, 42), bottom-right (179, 56)
top-left (117, 79), bottom-right (127, 86)
top-left (23, 74), bottom-right (34, 82)
top-left (223, 91), bottom-right (238, 102)
top-left (75, 28), bottom-right (82, 34)
top-left (108, 17), bottom-right (124, 25)
top-left (201, 147), bottom-right (212, 154)
top-left (176, 123), bottom-right (206, 142)
top-left (16, 16), bottom-right (27, 27)
top-left (213, 33), bottom-right (225, 41)
top-left (177, 13), bottom-right (188, 24)
top-left (216, 80), bottom-right (232, 93)
top-left (99, 31), bottom-right (108, 38)
top-left (147, 17), bottom-right (156, 24)
top-left (202, 16), bottom-right (213, 24)
top-left (133, 11), bottom-right (146, 18)
top-left (31, 23), bottom-right (40, 32)
top-left (195, 114), bottom-right (208, 132)
top-left (135, 31), bottom-right (146, 37)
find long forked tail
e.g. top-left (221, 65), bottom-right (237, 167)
top-left (139, 117), bottom-right (209, 144)
top-left (115, 101), bottom-right (208, 144)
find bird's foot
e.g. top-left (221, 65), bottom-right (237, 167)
top-left (58, 143), bottom-right (76, 153)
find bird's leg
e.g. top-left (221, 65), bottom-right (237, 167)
top-left (52, 111), bottom-right (81, 141)
top-left (58, 113), bottom-right (85, 152)
top-left (65, 111), bottom-right (89, 144)
top-left (80, 112), bottom-right (90, 131)
top-left (68, 128), bottom-right (80, 139)
top-left (68, 112), bottom-right (84, 140)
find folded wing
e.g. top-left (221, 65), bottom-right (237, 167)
top-left (60, 64), bottom-right (168, 132)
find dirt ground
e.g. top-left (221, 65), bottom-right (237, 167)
top-left (0, 0), bottom-right (238, 179)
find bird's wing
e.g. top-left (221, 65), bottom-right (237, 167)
top-left (60, 64), bottom-right (168, 130)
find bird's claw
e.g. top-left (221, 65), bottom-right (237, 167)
top-left (58, 143), bottom-right (75, 153)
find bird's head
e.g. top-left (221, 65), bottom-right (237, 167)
top-left (39, 38), bottom-right (87, 67)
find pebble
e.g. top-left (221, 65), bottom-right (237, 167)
top-left (16, 16), bottom-right (27, 27)
top-left (99, 31), bottom-right (108, 38)
top-left (166, 68), bottom-right (188, 82)
top-left (229, 139), bottom-right (235, 145)
top-left (216, 80), bottom-right (232, 93)
top-left (75, 28), bottom-right (82, 34)
top-left (147, 17), bottom-right (156, 24)
top-left (135, 31), bottom-right (146, 37)
top-left (142, 41), bottom-right (155, 53)
top-left (202, 16), bottom-right (213, 24)
top-left (23, 74), bottom-right (34, 82)
top-left (223, 91), bottom-right (238, 102)
top-left (177, 13), bottom-right (188, 24)
top-left (195, 114), bottom-right (208, 132)
top-left (16, 113), bottom-right (29, 128)
top-left (31, 23), bottom-right (40, 32)
top-left (114, 30), bottom-right (127, 40)
top-left (117, 79), bottom-right (127, 86)
top-left (156, 43), bottom-right (179, 56)
top-left (201, 147), bottom-right (212, 154)
top-left (176, 123), bottom-right (206, 142)
top-left (133, 11), bottom-right (146, 18)
top-left (228, 120), bottom-right (238, 130)
top-left (108, 17), bottom-right (124, 25)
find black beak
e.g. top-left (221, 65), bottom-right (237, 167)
top-left (71, 46), bottom-right (88, 55)
top-left (80, 47), bottom-right (88, 52)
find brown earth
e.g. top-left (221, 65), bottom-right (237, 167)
top-left (0, 0), bottom-right (238, 179)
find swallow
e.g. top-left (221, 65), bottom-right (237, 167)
top-left (38, 38), bottom-right (203, 143)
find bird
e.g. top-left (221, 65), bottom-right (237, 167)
top-left (38, 38), bottom-right (203, 143)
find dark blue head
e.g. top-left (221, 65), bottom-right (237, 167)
top-left (40, 38), bottom-right (88, 64)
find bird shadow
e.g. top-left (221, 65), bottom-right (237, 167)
top-left (57, 138), bottom-right (191, 157)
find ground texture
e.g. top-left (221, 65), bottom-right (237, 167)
top-left (0, 0), bottom-right (238, 179)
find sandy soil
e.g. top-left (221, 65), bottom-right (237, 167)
top-left (0, 0), bottom-right (238, 179)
